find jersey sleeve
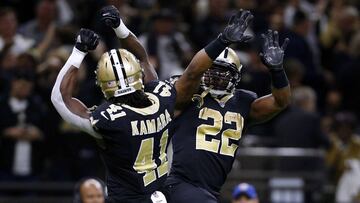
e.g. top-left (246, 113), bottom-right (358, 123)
top-left (239, 89), bottom-right (258, 104)
top-left (235, 89), bottom-right (258, 122)
top-left (145, 79), bottom-right (177, 100)
top-left (90, 104), bottom-right (114, 132)
top-left (90, 102), bottom-right (130, 134)
top-left (90, 109), bottom-right (104, 132)
top-left (144, 79), bottom-right (177, 117)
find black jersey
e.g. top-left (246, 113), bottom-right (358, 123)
top-left (169, 89), bottom-right (257, 198)
top-left (90, 80), bottom-right (176, 202)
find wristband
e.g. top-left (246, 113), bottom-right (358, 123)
top-left (113, 19), bottom-right (130, 39)
top-left (69, 47), bottom-right (87, 68)
top-left (204, 35), bottom-right (228, 60)
top-left (270, 68), bottom-right (289, 89)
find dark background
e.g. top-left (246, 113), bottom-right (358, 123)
top-left (0, 0), bottom-right (359, 202)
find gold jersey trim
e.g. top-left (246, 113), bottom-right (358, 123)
top-left (214, 94), bottom-right (234, 108)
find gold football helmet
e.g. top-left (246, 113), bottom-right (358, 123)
top-left (96, 49), bottom-right (144, 99)
top-left (202, 47), bottom-right (243, 96)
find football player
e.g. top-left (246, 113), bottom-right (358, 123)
top-left (164, 30), bottom-right (291, 203)
top-left (51, 5), bottom-right (254, 203)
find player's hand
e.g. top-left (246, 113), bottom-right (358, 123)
top-left (260, 30), bottom-right (289, 71)
top-left (75, 28), bottom-right (100, 53)
top-left (220, 9), bottom-right (254, 45)
top-left (100, 5), bottom-right (121, 28)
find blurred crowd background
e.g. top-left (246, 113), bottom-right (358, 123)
top-left (0, 0), bottom-right (359, 202)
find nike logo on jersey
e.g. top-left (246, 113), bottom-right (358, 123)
top-left (100, 111), bottom-right (109, 120)
top-left (131, 109), bottom-right (172, 136)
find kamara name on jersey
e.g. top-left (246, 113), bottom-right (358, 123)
top-left (131, 109), bottom-right (172, 136)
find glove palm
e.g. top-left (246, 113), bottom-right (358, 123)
top-left (220, 9), bottom-right (254, 44)
top-left (260, 30), bottom-right (289, 71)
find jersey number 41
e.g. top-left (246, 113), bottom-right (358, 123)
top-left (133, 126), bottom-right (169, 187)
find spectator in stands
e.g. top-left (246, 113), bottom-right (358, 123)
top-left (238, 46), bottom-right (271, 97)
top-left (0, 7), bottom-right (34, 58)
top-left (283, 0), bottom-right (317, 28)
top-left (1, 50), bottom-right (38, 103)
top-left (0, 7), bottom-right (36, 85)
top-left (0, 0), bottom-right (37, 23)
top-left (283, 58), bottom-right (305, 89)
top-left (337, 31), bottom-right (360, 118)
top-left (74, 178), bottom-right (106, 203)
top-left (232, 183), bottom-right (259, 203)
top-left (273, 87), bottom-right (330, 202)
top-left (190, 0), bottom-right (231, 49)
top-left (285, 10), bottom-right (319, 87)
top-left (36, 48), bottom-right (69, 100)
top-left (326, 112), bottom-right (360, 202)
top-left (19, 0), bottom-right (57, 45)
top-left (0, 70), bottom-right (46, 181)
top-left (320, 6), bottom-right (359, 72)
top-left (326, 112), bottom-right (360, 181)
top-left (274, 86), bottom-right (330, 149)
top-left (139, 9), bottom-right (193, 80)
top-left (285, 10), bottom-right (318, 78)
top-left (321, 89), bottom-right (344, 135)
top-left (268, 7), bottom-right (290, 42)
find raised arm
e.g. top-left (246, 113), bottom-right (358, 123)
top-left (51, 29), bottom-right (101, 138)
top-left (100, 5), bottom-right (158, 83)
top-left (175, 10), bottom-right (254, 110)
top-left (249, 30), bottom-right (291, 124)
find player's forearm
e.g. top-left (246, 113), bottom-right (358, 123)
top-left (51, 29), bottom-right (101, 138)
top-left (184, 36), bottom-right (228, 80)
top-left (174, 39), bottom-right (227, 109)
top-left (110, 18), bottom-right (148, 62)
top-left (120, 34), bottom-right (147, 61)
top-left (120, 33), bottom-right (158, 82)
top-left (51, 48), bottom-right (89, 120)
top-left (176, 45), bottom-right (226, 103)
top-left (183, 50), bottom-right (213, 80)
top-left (270, 69), bottom-right (291, 108)
top-left (271, 85), bottom-right (291, 109)
top-left (248, 69), bottom-right (290, 124)
top-left (60, 68), bottom-right (90, 118)
top-left (51, 48), bottom-right (101, 137)
top-left (111, 18), bottom-right (158, 82)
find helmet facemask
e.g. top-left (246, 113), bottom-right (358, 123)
top-left (202, 60), bottom-right (241, 98)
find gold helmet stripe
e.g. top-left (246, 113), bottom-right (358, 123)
top-left (109, 49), bottom-right (127, 88)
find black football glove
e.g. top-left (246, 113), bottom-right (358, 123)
top-left (220, 9), bottom-right (254, 45)
top-left (260, 30), bottom-right (290, 71)
top-left (100, 5), bottom-right (121, 28)
top-left (75, 28), bottom-right (100, 53)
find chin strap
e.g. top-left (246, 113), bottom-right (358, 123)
top-left (193, 84), bottom-right (236, 108)
top-left (192, 86), bottom-right (212, 108)
top-left (209, 89), bottom-right (232, 98)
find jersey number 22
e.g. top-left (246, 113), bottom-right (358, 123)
top-left (196, 107), bottom-right (244, 157)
